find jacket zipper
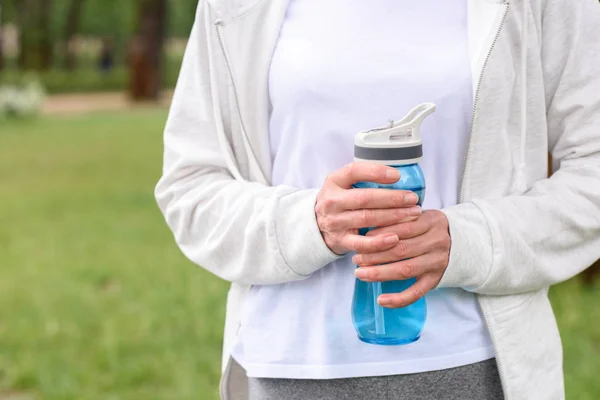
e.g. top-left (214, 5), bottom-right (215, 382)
top-left (214, 19), bottom-right (267, 184)
top-left (214, 21), bottom-right (253, 400)
top-left (214, 20), bottom-right (244, 134)
top-left (460, 5), bottom-right (510, 399)
top-left (214, 22), bottom-right (232, 400)
top-left (459, 5), bottom-right (510, 201)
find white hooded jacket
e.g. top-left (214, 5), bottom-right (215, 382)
top-left (155, 1), bottom-right (600, 399)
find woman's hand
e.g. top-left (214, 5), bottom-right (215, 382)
top-left (316, 162), bottom-right (422, 255)
top-left (352, 210), bottom-right (451, 308)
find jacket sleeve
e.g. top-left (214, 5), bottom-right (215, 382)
top-left (438, 0), bottom-right (600, 295)
top-left (155, 3), bottom-right (340, 286)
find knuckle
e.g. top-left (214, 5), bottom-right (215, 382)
top-left (315, 199), bottom-right (326, 215)
top-left (348, 236), bottom-right (359, 251)
top-left (358, 255), bottom-right (371, 266)
top-left (324, 172), bottom-right (336, 186)
top-left (438, 234), bottom-right (451, 251)
top-left (354, 237), bottom-right (367, 252)
top-left (330, 234), bottom-right (343, 249)
top-left (436, 252), bottom-right (449, 268)
top-left (360, 209), bottom-right (370, 225)
top-left (355, 191), bottom-right (370, 208)
top-left (320, 216), bottom-right (335, 231)
top-left (344, 162), bottom-right (356, 177)
top-left (394, 241), bottom-right (410, 258)
top-left (393, 208), bottom-right (404, 220)
top-left (395, 298), bottom-right (407, 308)
top-left (400, 223), bottom-right (414, 238)
top-left (321, 197), bottom-right (335, 210)
top-left (417, 212), bottom-right (429, 225)
top-left (390, 295), bottom-right (406, 308)
top-left (412, 286), bottom-right (427, 301)
top-left (402, 260), bottom-right (417, 278)
top-left (434, 210), bottom-right (447, 223)
top-left (370, 268), bottom-right (381, 281)
top-left (369, 163), bottom-right (382, 176)
top-left (393, 193), bottom-right (405, 206)
top-left (360, 237), bottom-right (376, 253)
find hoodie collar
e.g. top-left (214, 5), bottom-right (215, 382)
top-left (210, 0), bottom-right (509, 25)
top-left (207, 0), bottom-right (269, 22)
top-left (468, 0), bottom-right (510, 93)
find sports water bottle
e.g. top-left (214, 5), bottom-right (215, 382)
top-left (352, 103), bottom-right (435, 345)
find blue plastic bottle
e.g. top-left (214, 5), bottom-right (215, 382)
top-left (352, 103), bottom-right (436, 346)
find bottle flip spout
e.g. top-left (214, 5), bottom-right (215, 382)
top-left (354, 103), bottom-right (436, 166)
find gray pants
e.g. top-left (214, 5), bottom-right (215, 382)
top-left (248, 359), bottom-right (504, 400)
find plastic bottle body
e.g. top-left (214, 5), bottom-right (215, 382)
top-left (351, 163), bottom-right (427, 345)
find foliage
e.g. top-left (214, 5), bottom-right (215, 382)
top-left (2, 0), bottom-right (193, 95)
top-left (0, 56), bottom-right (182, 94)
top-left (46, 0), bottom-right (196, 39)
top-left (3, 0), bottom-right (196, 41)
top-left (0, 111), bottom-right (598, 399)
top-left (0, 76), bottom-right (45, 118)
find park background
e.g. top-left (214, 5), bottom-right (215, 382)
top-left (0, 1), bottom-right (599, 399)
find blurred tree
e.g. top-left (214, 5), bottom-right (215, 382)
top-left (17, 0), bottom-right (54, 70)
top-left (15, 0), bottom-right (25, 67)
top-left (168, 0), bottom-right (196, 37)
top-left (0, 0), bottom-right (5, 71)
top-left (39, 0), bottom-right (54, 68)
top-left (63, 0), bottom-right (85, 69)
top-left (129, 0), bottom-right (167, 101)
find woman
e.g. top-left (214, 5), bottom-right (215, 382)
top-left (156, 0), bottom-right (600, 399)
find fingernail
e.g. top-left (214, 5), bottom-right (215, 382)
top-left (406, 193), bottom-right (419, 204)
top-left (353, 255), bottom-right (363, 265)
top-left (386, 169), bottom-right (400, 180)
top-left (355, 269), bottom-right (368, 279)
top-left (378, 296), bottom-right (392, 306)
top-left (384, 234), bottom-right (399, 244)
top-left (408, 206), bottom-right (422, 217)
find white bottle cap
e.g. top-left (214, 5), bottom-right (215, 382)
top-left (354, 103), bottom-right (436, 165)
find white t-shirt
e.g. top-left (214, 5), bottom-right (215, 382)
top-left (232, 0), bottom-right (494, 379)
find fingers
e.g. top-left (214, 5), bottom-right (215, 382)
top-left (367, 210), bottom-right (448, 240)
top-left (377, 273), bottom-right (441, 308)
top-left (354, 252), bottom-right (447, 282)
top-left (324, 207), bottom-right (421, 231)
top-left (327, 162), bottom-right (401, 189)
top-left (339, 189), bottom-right (419, 210)
top-left (366, 216), bottom-right (428, 240)
top-left (353, 236), bottom-right (431, 266)
top-left (338, 233), bottom-right (400, 254)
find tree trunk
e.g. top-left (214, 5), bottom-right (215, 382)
top-left (17, 0), bottom-right (53, 70)
top-left (16, 0), bottom-right (27, 69)
top-left (0, 0), bottom-right (5, 72)
top-left (63, 0), bottom-right (84, 70)
top-left (129, 0), bottom-right (167, 101)
top-left (39, 0), bottom-right (52, 69)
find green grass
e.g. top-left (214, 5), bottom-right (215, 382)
top-left (0, 111), bottom-right (599, 399)
top-left (0, 111), bottom-right (228, 399)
